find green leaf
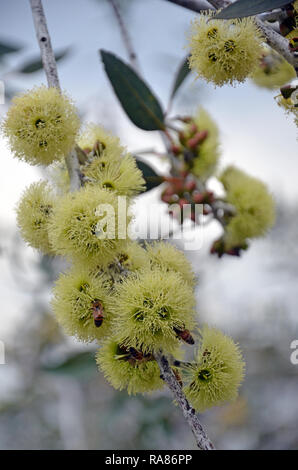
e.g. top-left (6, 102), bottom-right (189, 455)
top-left (0, 40), bottom-right (22, 56)
top-left (42, 351), bottom-right (96, 380)
top-left (100, 50), bottom-right (165, 131)
top-left (18, 48), bottom-right (70, 74)
top-left (170, 55), bottom-right (191, 101)
top-left (135, 158), bottom-right (163, 191)
top-left (214, 0), bottom-right (292, 19)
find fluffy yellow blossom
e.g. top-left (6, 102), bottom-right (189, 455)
top-left (83, 153), bottom-right (145, 197)
top-left (276, 89), bottom-right (298, 128)
top-left (146, 241), bottom-right (196, 287)
top-left (48, 185), bottom-right (130, 264)
top-left (187, 13), bottom-right (263, 86)
top-left (87, 240), bottom-right (148, 285)
top-left (220, 166), bottom-right (275, 249)
top-left (52, 266), bottom-right (112, 342)
top-left (96, 338), bottom-right (164, 394)
top-left (16, 181), bottom-right (56, 254)
top-left (112, 268), bottom-right (196, 354)
top-left (78, 123), bottom-right (125, 161)
top-left (186, 108), bottom-right (220, 179)
top-left (2, 86), bottom-right (80, 165)
top-left (183, 326), bottom-right (245, 412)
top-left (251, 47), bottom-right (296, 89)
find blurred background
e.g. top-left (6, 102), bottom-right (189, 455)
top-left (0, 0), bottom-right (298, 450)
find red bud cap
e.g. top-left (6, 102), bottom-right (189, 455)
top-left (181, 116), bottom-right (192, 123)
top-left (192, 191), bottom-right (204, 203)
top-left (164, 177), bottom-right (185, 193)
top-left (184, 180), bottom-right (197, 192)
top-left (189, 123), bottom-right (198, 134)
top-left (171, 144), bottom-right (181, 155)
top-left (206, 191), bottom-right (215, 204)
top-left (178, 198), bottom-right (189, 208)
top-left (187, 130), bottom-right (209, 149)
top-left (179, 131), bottom-right (186, 144)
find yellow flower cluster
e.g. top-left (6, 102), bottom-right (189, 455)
top-left (220, 166), bottom-right (275, 249)
top-left (183, 326), bottom-right (245, 411)
top-left (48, 185), bottom-right (130, 264)
top-left (6, 85), bottom-right (247, 408)
top-left (111, 267), bottom-right (196, 354)
top-left (184, 108), bottom-right (220, 179)
top-left (276, 89), bottom-right (298, 129)
top-left (251, 47), bottom-right (296, 90)
top-left (2, 86), bottom-right (80, 165)
top-left (96, 339), bottom-right (163, 395)
top-left (187, 13), bottom-right (263, 86)
top-left (80, 124), bottom-right (145, 196)
top-left (51, 266), bottom-right (112, 342)
top-left (16, 181), bottom-right (56, 254)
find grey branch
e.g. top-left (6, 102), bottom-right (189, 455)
top-left (164, 0), bottom-right (298, 73)
top-left (255, 17), bottom-right (298, 71)
top-left (206, 0), bottom-right (230, 8)
top-left (109, 0), bottom-right (141, 72)
top-left (258, 9), bottom-right (288, 23)
top-left (155, 352), bottom-right (215, 450)
top-left (29, 0), bottom-right (82, 191)
top-left (29, 0), bottom-right (60, 88)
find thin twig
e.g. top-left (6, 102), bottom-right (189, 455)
top-left (109, 0), bottom-right (141, 72)
top-left (155, 352), bottom-right (215, 450)
top-left (29, 0), bottom-right (60, 88)
top-left (255, 17), bottom-right (298, 72)
top-left (206, 0), bottom-right (229, 8)
top-left (29, 0), bottom-right (82, 191)
top-left (108, 0), bottom-right (181, 175)
top-left (258, 9), bottom-right (288, 23)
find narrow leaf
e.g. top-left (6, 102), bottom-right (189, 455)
top-left (135, 158), bottom-right (163, 192)
top-left (214, 0), bottom-right (291, 19)
top-left (18, 48), bottom-right (70, 74)
top-left (42, 352), bottom-right (96, 379)
top-left (0, 40), bottom-right (22, 56)
top-left (170, 55), bottom-right (191, 101)
top-left (100, 50), bottom-right (165, 131)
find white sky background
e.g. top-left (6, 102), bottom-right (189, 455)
top-left (0, 0), bottom-right (297, 342)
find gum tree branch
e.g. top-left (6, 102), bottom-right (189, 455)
top-left (109, 0), bottom-right (141, 72)
top-left (155, 352), bottom-right (215, 450)
top-left (258, 9), bottom-right (288, 23)
top-left (29, 0), bottom-right (214, 451)
top-left (255, 17), bottom-right (298, 72)
top-left (163, 0), bottom-right (298, 72)
top-left (29, 0), bottom-right (82, 191)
